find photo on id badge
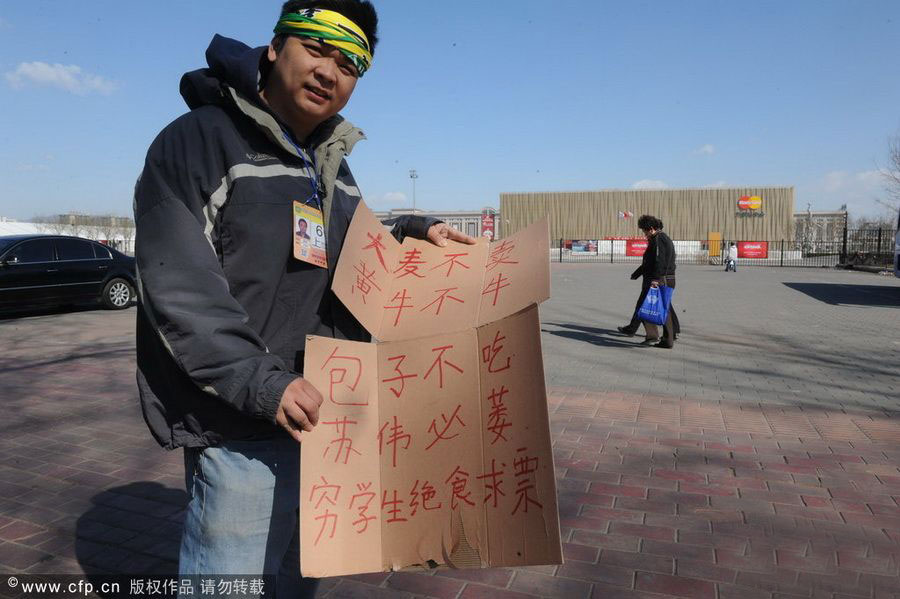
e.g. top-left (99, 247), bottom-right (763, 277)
top-left (293, 201), bottom-right (327, 268)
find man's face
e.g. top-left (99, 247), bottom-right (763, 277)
top-left (266, 36), bottom-right (359, 131)
top-left (298, 219), bottom-right (308, 235)
top-left (642, 228), bottom-right (655, 239)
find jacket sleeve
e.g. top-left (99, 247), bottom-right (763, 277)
top-left (653, 234), bottom-right (673, 279)
top-left (381, 215), bottom-right (442, 243)
top-left (134, 117), bottom-right (296, 425)
top-left (631, 265), bottom-right (644, 278)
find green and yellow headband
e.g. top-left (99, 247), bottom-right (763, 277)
top-left (274, 9), bottom-right (372, 77)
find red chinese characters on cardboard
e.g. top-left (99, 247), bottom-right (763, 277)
top-left (299, 339), bottom-right (382, 575)
top-left (475, 308), bottom-right (561, 567)
top-left (301, 306), bottom-right (561, 577)
top-left (299, 201), bottom-right (559, 577)
top-left (332, 202), bottom-right (549, 340)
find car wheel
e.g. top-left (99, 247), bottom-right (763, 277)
top-left (102, 278), bottom-right (133, 310)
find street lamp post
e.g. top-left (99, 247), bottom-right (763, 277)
top-left (409, 168), bottom-right (418, 213)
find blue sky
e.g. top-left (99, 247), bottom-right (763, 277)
top-left (1, 0), bottom-right (899, 222)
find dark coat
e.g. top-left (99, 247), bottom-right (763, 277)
top-left (134, 36), bottom-right (437, 449)
top-left (631, 232), bottom-right (676, 280)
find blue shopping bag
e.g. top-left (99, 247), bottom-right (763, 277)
top-left (637, 285), bottom-right (674, 326)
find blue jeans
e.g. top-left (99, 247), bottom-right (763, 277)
top-left (179, 435), bottom-right (319, 598)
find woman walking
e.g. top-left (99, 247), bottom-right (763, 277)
top-left (617, 215), bottom-right (679, 348)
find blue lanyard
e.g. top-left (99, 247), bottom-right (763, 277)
top-left (283, 132), bottom-right (322, 211)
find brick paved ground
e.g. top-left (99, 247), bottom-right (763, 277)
top-left (0, 265), bottom-right (899, 598)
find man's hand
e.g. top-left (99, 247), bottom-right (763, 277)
top-left (650, 280), bottom-right (660, 288)
top-left (426, 223), bottom-right (477, 247)
top-left (275, 377), bottom-right (324, 443)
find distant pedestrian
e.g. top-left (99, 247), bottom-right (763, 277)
top-left (617, 215), bottom-right (679, 348)
top-left (724, 242), bottom-right (737, 272)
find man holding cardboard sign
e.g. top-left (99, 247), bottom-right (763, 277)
top-left (133, 1), bottom-right (473, 595)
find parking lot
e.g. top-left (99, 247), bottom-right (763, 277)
top-left (1, 264), bottom-right (899, 598)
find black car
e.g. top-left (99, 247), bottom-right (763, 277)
top-left (0, 234), bottom-right (136, 312)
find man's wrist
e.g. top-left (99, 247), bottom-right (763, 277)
top-left (259, 371), bottom-right (299, 424)
top-left (411, 216), bottom-right (442, 240)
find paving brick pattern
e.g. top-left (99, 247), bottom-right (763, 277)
top-left (0, 265), bottom-right (899, 598)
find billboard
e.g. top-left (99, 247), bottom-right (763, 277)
top-left (626, 238), bottom-right (648, 256)
top-left (738, 241), bottom-right (768, 259)
top-left (481, 212), bottom-right (495, 240)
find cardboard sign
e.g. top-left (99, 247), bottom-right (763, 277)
top-left (738, 241), bottom-right (768, 259)
top-left (626, 238), bottom-right (648, 256)
top-left (331, 202), bottom-right (550, 341)
top-left (300, 202), bottom-right (560, 577)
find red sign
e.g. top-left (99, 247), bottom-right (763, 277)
top-left (481, 212), bottom-right (495, 240)
top-left (738, 241), bottom-right (768, 259)
top-left (626, 238), bottom-right (648, 257)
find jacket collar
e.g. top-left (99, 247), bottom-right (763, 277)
top-left (225, 86), bottom-right (365, 176)
top-left (225, 85), bottom-right (365, 240)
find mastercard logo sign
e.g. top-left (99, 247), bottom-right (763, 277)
top-left (738, 196), bottom-right (763, 211)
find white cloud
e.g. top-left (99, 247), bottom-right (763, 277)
top-left (811, 169), bottom-right (889, 217)
top-left (695, 144), bottom-right (716, 155)
top-left (823, 170), bottom-right (848, 193)
top-left (632, 179), bottom-right (668, 190)
top-left (822, 170), bottom-right (883, 194)
top-left (702, 181), bottom-right (728, 188)
top-left (366, 191), bottom-right (408, 207)
top-left (855, 170), bottom-right (882, 186)
top-left (15, 163), bottom-right (49, 172)
top-left (5, 61), bottom-right (117, 95)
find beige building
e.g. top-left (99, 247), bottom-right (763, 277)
top-left (500, 187), bottom-right (794, 242)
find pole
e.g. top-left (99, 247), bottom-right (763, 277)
top-left (559, 238), bottom-right (562, 263)
top-left (409, 169), bottom-right (418, 213)
top-left (780, 239), bottom-right (784, 267)
top-left (841, 212), bottom-right (848, 264)
top-left (610, 239), bottom-right (614, 263)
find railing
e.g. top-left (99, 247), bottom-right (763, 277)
top-left (554, 232), bottom-right (897, 268)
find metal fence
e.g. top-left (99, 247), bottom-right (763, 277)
top-left (554, 229), bottom-right (897, 268)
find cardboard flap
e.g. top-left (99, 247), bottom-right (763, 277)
top-left (331, 203), bottom-right (400, 337)
top-left (300, 337), bottom-right (382, 578)
top-left (333, 202), bottom-right (550, 340)
top-left (476, 218), bottom-right (551, 326)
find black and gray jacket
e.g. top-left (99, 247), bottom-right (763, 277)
top-left (631, 232), bottom-right (677, 280)
top-left (134, 35), bottom-right (437, 450)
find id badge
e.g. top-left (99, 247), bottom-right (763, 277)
top-left (293, 201), bottom-right (327, 268)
